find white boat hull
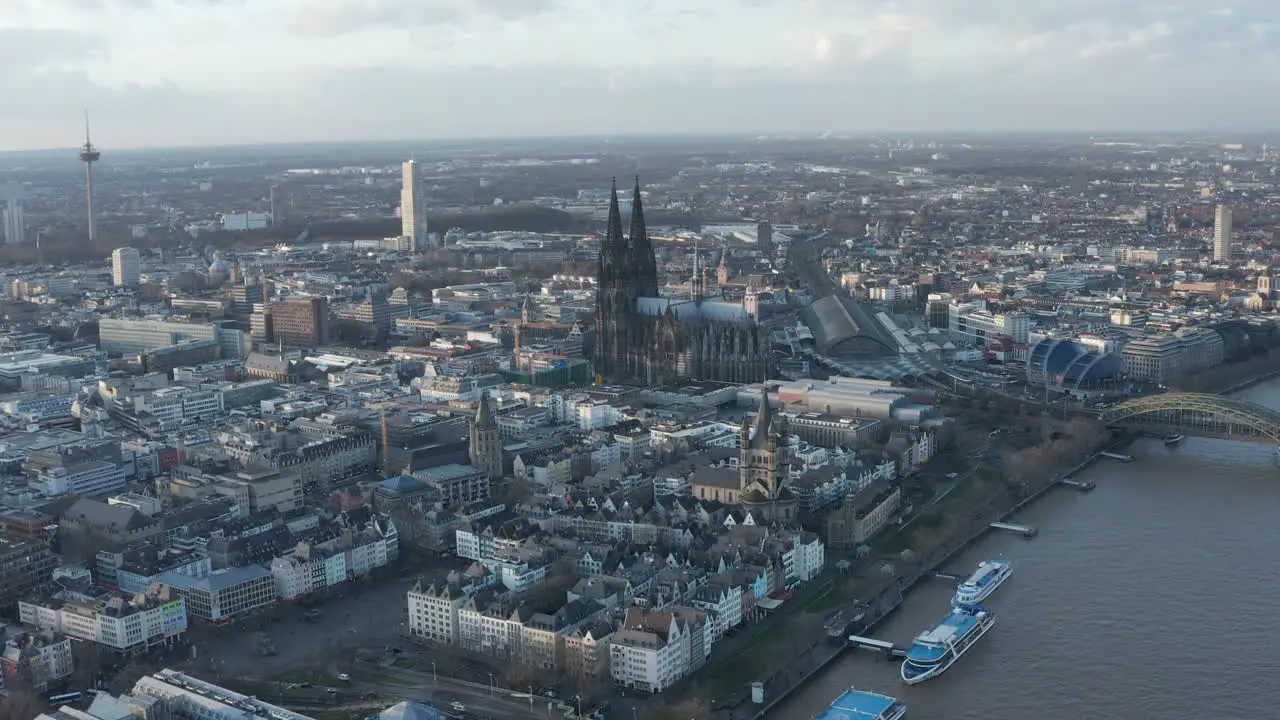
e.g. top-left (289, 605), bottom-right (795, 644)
top-left (900, 615), bottom-right (996, 685)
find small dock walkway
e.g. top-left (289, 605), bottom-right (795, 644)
top-left (989, 522), bottom-right (1038, 537)
top-left (848, 635), bottom-right (907, 658)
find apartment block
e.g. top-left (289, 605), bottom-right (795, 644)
top-left (19, 585), bottom-right (188, 654)
top-left (0, 628), bottom-right (73, 691)
top-left (407, 581), bottom-right (468, 645)
top-left (609, 607), bottom-right (699, 694)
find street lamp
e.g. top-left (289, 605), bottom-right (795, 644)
top-left (488, 673), bottom-right (496, 696)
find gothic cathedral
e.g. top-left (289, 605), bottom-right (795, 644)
top-left (594, 178), bottom-right (772, 385)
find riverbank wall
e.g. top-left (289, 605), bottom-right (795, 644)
top-left (734, 447), bottom-right (1111, 720)
top-left (1221, 367), bottom-right (1280, 396)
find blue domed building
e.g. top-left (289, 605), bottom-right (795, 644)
top-left (1027, 338), bottom-right (1125, 395)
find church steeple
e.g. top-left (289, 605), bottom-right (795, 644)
top-left (692, 241), bottom-right (703, 303)
top-left (629, 177), bottom-right (658, 296)
top-left (606, 177), bottom-right (624, 257)
top-left (520, 294), bottom-right (534, 325)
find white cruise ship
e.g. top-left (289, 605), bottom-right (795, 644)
top-left (953, 558), bottom-right (1013, 606)
top-left (900, 604), bottom-right (996, 684)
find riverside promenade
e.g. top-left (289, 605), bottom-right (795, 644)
top-left (720, 446), bottom-right (1112, 720)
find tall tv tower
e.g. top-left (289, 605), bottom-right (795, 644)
top-left (78, 110), bottom-right (101, 243)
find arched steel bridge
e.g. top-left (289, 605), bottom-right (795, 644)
top-left (1102, 393), bottom-right (1280, 443)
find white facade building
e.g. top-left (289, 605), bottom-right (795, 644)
top-left (1213, 204), bottom-right (1233, 262)
top-left (780, 532), bottom-right (826, 584)
top-left (2, 186), bottom-right (23, 245)
top-left (401, 159), bottom-right (429, 252)
top-left (30, 460), bottom-right (127, 498)
top-left (610, 608), bottom-right (693, 694)
top-left (269, 517), bottom-right (397, 601)
top-left (948, 301), bottom-right (1030, 347)
top-left (577, 401), bottom-right (621, 430)
top-left (407, 581), bottom-right (467, 645)
top-left (20, 588), bottom-right (188, 654)
top-left (112, 247), bottom-right (142, 286)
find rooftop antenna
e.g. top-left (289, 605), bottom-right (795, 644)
top-left (78, 109), bottom-right (101, 243)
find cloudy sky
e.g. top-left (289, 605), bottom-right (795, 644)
top-left (0, 0), bottom-right (1275, 150)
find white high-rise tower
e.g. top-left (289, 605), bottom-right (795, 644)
top-left (112, 247), bottom-right (140, 286)
top-left (1213, 204), bottom-right (1233, 262)
top-left (400, 159), bottom-right (429, 252)
top-left (1, 185), bottom-right (23, 245)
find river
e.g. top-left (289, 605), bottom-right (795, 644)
top-left (768, 379), bottom-right (1280, 719)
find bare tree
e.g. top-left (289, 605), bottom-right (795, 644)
top-left (0, 689), bottom-right (48, 719)
top-left (108, 660), bottom-right (153, 695)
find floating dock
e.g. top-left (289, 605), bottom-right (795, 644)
top-left (1099, 451), bottom-right (1133, 462)
top-left (848, 635), bottom-right (907, 658)
top-left (989, 522), bottom-right (1038, 538)
top-left (926, 570), bottom-right (964, 582)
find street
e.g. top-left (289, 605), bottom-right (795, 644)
top-left (348, 665), bottom-right (563, 720)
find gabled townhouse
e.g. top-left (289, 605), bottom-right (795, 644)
top-left (610, 607), bottom-right (696, 694)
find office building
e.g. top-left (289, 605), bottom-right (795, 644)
top-left (266, 297), bottom-right (330, 348)
top-left (99, 318), bottom-right (248, 358)
top-left (948, 301), bottom-right (1030, 347)
top-left (1120, 329), bottom-right (1224, 383)
top-left (757, 220), bottom-right (773, 257)
top-left (1, 184), bottom-right (23, 245)
top-left (269, 185), bottom-right (284, 225)
top-left (0, 535), bottom-right (57, 611)
top-left (401, 159), bottom-right (429, 252)
top-left (412, 463), bottom-right (490, 507)
top-left (354, 292), bottom-right (392, 336)
top-left (157, 566), bottom-right (277, 622)
top-left (112, 247), bottom-right (141, 286)
top-left (1213, 204), bottom-right (1233, 262)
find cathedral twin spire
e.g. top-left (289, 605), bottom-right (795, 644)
top-left (600, 176), bottom-right (659, 297)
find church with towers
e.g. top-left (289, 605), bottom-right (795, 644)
top-left (594, 177), bottom-right (772, 385)
top-left (737, 394), bottom-right (798, 523)
top-left (691, 392), bottom-right (798, 524)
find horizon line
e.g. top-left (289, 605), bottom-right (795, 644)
top-left (2, 128), bottom-right (1279, 156)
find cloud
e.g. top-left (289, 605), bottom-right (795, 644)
top-left (284, 0), bottom-right (560, 37)
top-left (0, 28), bottom-right (104, 72)
top-left (5, 0), bottom-right (1280, 149)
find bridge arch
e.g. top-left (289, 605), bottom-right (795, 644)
top-left (1103, 393), bottom-right (1280, 442)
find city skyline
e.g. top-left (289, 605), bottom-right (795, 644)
top-left (2, 0), bottom-right (1279, 150)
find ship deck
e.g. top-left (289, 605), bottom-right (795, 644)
top-left (908, 610), bottom-right (983, 661)
top-left (818, 689), bottom-right (900, 719)
top-left (962, 560), bottom-right (1007, 588)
